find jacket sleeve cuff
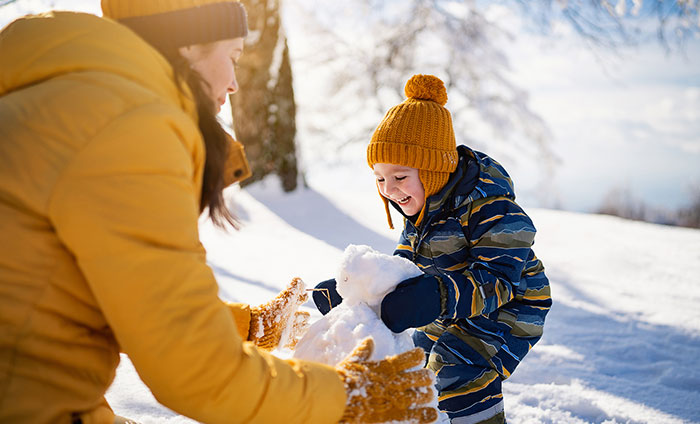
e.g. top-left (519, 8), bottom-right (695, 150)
top-left (439, 273), bottom-right (482, 319)
top-left (287, 359), bottom-right (347, 424)
top-left (436, 276), bottom-right (449, 317)
top-left (438, 274), bottom-right (460, 319)
top-left (225, 302), bottom-right (252, 340)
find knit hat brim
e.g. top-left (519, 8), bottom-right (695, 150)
top-left (367, 142), bottom-right (458, 173)
top-left (115, 2), bottom-right (248, 49)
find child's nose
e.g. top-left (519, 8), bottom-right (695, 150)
top-left (384, 180), bottom-right (400, 195)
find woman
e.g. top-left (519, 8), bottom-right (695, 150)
top-left (0, 1), bottom-right (437, 423)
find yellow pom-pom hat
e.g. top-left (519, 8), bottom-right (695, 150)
top-left (367, 74), bottom-right (458, 229)
top-left (102, 0), bottom-right (248, 49)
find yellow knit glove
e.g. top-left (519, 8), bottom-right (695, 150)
top-left (248, 278), bottom-right (310, 351)
top-left (336, 338), bottom-right (438, 424)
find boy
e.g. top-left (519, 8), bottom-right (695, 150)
top-left (314, 74), bottom-right (551, 423)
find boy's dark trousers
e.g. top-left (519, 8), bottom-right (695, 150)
top-left (436, 361), bottom-right (506, 423)
top-left (415, 331), bottom-right (507, 424)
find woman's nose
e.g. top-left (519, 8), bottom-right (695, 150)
top-left (228, 75), bottom-right (239, 94)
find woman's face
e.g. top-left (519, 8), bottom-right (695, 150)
top-left (179, 38), bottom-right (245, 112)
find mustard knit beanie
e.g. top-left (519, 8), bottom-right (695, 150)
top-left (367, 74), bottom-right (458, 229)
top-left (102, 0), bottom-right (248, 49)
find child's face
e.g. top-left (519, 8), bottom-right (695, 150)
top-left (373, 163), bottom-right (425, 216)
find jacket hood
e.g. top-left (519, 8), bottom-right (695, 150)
top-left (447, 145), bottom-right (515, 207)
top-left (423, 145), bottom-right (515, 220)
top-left (392, 145), bottom-right (516, 225)
top-left (0, 11), bottom-right (194, 116)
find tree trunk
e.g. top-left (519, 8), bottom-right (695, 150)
top-left (231, 0), bottom-right (298, 192)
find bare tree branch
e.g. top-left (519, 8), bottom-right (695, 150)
top-left (515, 0), bottom-right (699, 53)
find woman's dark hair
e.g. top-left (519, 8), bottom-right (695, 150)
top-left (151, 46), bottom-right (238, 229)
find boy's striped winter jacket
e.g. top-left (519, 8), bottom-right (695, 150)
top-left (394, 145), bottom-right (551, 379)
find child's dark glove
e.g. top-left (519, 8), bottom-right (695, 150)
top-left (312, 278), bottom-right (343, 315)
top-left (380, 274), bottom-right (442, 333)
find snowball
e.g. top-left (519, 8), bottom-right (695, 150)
top-left (335, 244), bottom-right (422, 307)
top-left (294, 244), bottom-right (422, 365)
top-left (294, 300), bottom-right (415, 365)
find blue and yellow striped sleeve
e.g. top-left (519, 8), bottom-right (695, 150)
top-left (442, 196), bottom-right (537, 319)
top-left (393, 230), bottom-right (414, 260)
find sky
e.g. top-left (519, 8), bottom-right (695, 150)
top-left (281, 1), bottom-right (700, 214)
top-left (1, 0), bottom-right (698, 214)
top-left (499, 7), bottom-right (700, 212)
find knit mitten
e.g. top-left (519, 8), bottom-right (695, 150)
top-left (380, 274), bottom-right (442, 333)
top-left (249, 277), bottom-right (310, 351)
top-left (335, 338), bottom-right (438, 423)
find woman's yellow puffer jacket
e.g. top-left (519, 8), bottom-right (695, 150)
top-left (0, 11), bottom-right (345, 424)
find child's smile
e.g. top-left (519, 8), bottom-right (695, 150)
top-left (373, 163), bottom-right (426, 217)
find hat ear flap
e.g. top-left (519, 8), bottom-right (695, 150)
top-left (415, 169), bottom-right (450, 227)
top-left (419, 169), bottom-right (450, 198)
top-left (376, 184), bottom-right (394, 230)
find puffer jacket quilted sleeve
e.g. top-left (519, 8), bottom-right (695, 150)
top-left (0, 11), bottom-right (346, 424)
top-left (47, 103), bottom-right (345, 424)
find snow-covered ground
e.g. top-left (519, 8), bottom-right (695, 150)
top-left (2, 3), bottom-right (698, 423)
top-left (106, 173), bottom-right (700, 424)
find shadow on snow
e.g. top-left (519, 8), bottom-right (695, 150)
top-left (245, 184), bottom-right (398, 254)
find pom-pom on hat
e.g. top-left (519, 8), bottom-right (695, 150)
top-left (367, 74), bottom-right (458, 229)
top-left (102, 0), bottom-right (248, 49)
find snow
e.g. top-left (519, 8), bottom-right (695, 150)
top-left (293, 244), bottom-right (418, 365)
top-left (335, 244), bottom-right (421, 309)
top-left (104, 176), bottom-right (700, 424)
top-left (293, 298), bottom-right (414, 366)
top-left (1, 3), bottom-right (698, 423)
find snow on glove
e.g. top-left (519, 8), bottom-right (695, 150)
top-left (285, 308), bottom-right (310, 350)
top-left (312, 278), bottom-right (343, 315)
top-left (249, 277), bottom-right (310, 350)
top-left (335, 338), bottom-right (438, 424)
top-left (380, 274), bottom-right (442, 333)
